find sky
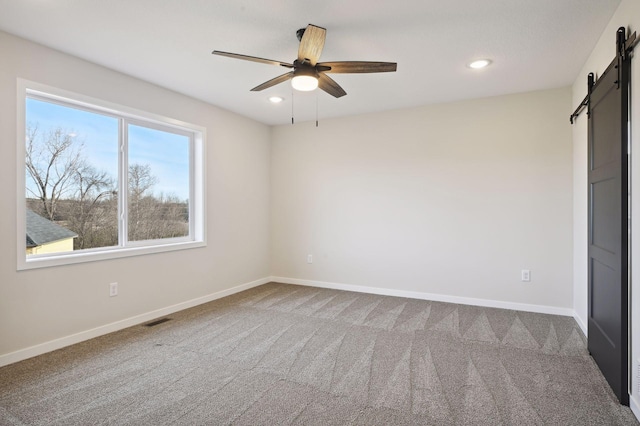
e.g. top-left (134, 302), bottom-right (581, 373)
top-left (26, 98), bottom-right (190, 201)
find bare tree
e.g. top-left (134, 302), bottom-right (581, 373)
top-left (127, 165), bottom-right (189, 241)
top-left (128, 163), bottom-right (158, 241)
top-left (25, 124), bottom-right (83, 220)
top-left (66, 162), bottom-right (117, 249)
top-left (128, 163), bottom-right (157, 200)
top-left (151, 193), bottom-right (189, 238)
top-left (25, 123), bottom-right (118, 249)
top-left (25, 127), bottom-right (190, 251)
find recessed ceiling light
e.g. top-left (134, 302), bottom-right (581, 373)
top-left (268, 96), bottom-right (284, 103)
top-left (468, 59), bottom-right (492, 69)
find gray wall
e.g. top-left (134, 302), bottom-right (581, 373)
top-left (271, 88), bottom-right (573, 311)
top-left (0, 31), bottom-right (272, 363)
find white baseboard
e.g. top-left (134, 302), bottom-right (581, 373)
top-left (0, 276), bottom-right (270, 368)
top-left (631, 394), bottom-right (640, 422)
top-left (572, 312), bottom-right (588, 336)
top-left (0, 275), bottom-right (580, 368)
top-left (271, 276), bottom-right (576, 318)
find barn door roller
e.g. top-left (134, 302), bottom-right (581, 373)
top-left (570, 27), bottom-right (637, 124)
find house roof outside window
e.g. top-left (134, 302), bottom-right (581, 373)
top-left (26, 209), bottom-right (77, 248)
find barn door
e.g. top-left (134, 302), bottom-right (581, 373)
top-left (587, 28), bottom-right (631, 406)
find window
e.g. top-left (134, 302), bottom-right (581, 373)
top-left (18, 81), bottom-right (205, 270)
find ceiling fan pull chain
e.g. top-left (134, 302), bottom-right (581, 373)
top-left (316, 91), bottom-right (319, 127)
top-left (291, 86), bottom-right (295, 125)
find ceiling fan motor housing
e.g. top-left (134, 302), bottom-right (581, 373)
top-left (293, 61), bottom-right (318, 76)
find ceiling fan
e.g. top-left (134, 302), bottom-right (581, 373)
top-left (212, 24), bottom-right (397, 98)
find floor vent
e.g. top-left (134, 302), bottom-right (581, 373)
top-left (144, 318), bottom-right (171, 327)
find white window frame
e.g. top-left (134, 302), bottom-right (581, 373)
top-left (17, 79), bottom-right (206, 270)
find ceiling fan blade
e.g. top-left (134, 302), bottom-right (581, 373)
top-left (250, 72), bottom-right (294, 92)
top-left (212, 51), bottom-right (294, 68)
top-left (298, 24), bottom-right (326, 66)
top-left (317, 61), bottom-right (397, 73)
top-left (317, 73), bottom-right (347, 98)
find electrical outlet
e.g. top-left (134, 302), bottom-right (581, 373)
top-left (109, 282), bottom-right (118, 297)
top-left (307, 254), bottom-right (313, 264)
top-left (521, 270), bottom-right (531, 282)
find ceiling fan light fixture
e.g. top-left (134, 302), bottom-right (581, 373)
top-left (269, 96), bottom-right (284, 103)
top-left (468, 59), bottom-right (492, 69)
top-left (291, 75), bottom-right (318, 91)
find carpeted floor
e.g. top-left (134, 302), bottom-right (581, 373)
top-left (0, 282), bottom-right (637, 425)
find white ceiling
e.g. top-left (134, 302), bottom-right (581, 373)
top-left (0, 0), bottom-right (621, 125)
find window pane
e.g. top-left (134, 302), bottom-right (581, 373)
top-left (25, 98), bottom-right (119, 255)
top-left (20, 84), bottom-right (204, 270)
top-left (127, 124), bottom-right (190, 242)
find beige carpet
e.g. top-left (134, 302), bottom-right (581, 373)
top-left (0, 282), bottom-right (637, 425)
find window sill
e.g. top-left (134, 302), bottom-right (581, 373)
top-left (18, 240), bottom-right (206, 271)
